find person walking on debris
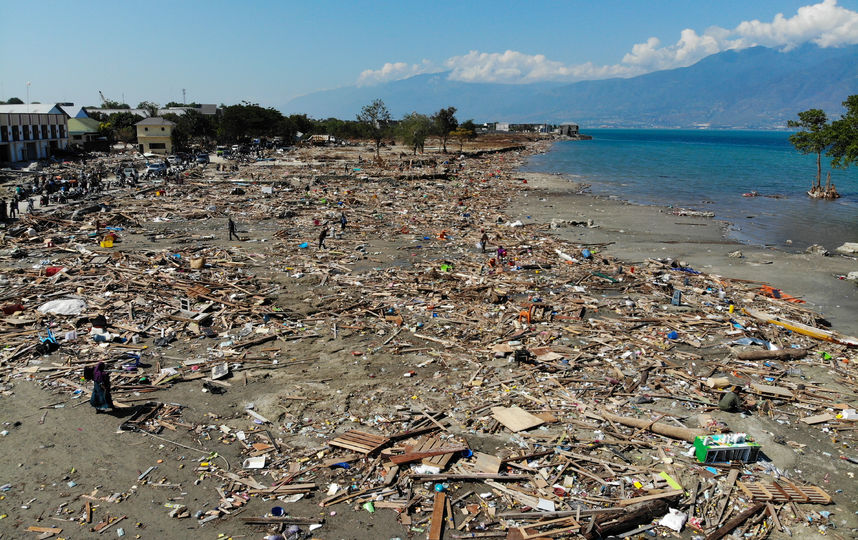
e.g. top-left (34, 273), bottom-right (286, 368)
top-left (228, 217), bottom-right (240, 241)
top-left (86, 361), bottom-right (114, 413)
top-left (340, 211), bottom-right (347, 231)
top-left (27, 197), bottom-right (35, 214)
top-left (0, 198), bottom-right (6, 221)
top-left (480, 230), bottom-right (489, 253)
top-left (318, 225), bottom-right (329, 249)
top-left (9, 196), bottom-right (18, 219)
top-left (718, 386), bottom-right (743, 412)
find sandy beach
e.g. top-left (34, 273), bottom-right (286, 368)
top-left (513, 169), bottom-right (858, 337)
top-left (1, 135), bottom-right (856, 539)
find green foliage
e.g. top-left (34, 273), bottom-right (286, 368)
top-left (165, 101), bottom-right (200, 108)
top-left (450, 126), bottom-right (476, 152)
top-left (94, 111), bottom-right (141, 146)
top-left (432, 107), bottom-right (458, 153)
top-left (356, 99), bottom-right (392, 157)
top-left (788, 108), bottom-right (830, 189)
top-left (137, 101), bottom-right (160, 117)
top-left (311, 117), bottom-right (363, 140)
top-left (3, 97), bottom-right (24, 104)
top-left (828, 95), bottom-right (858, 170)
top-left (397, 112), bottom-right (432, 154)
top-left (102, 99), bottom-right (130, 109)
top-left (288, 114), bottom-right (314, 135)
top-left (164, 110), bottom-right (218, 150)
top-left (220, 102), bottom-right (284, 142)
top-left (116, 126), bottom-right (136, 144)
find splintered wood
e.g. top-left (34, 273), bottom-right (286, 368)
top-left (737, 480), bottom-right (832, 504)
top-left (328, 430), bottom-right (390, 455)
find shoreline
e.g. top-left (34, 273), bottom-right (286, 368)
top-left (512, 155), bottom-right (858, 336)
top-left (521, 133), bottom-right (858, 253)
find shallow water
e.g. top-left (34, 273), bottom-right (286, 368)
top-left (521, 129), bottom-right (858, 249)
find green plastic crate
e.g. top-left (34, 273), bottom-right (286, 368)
top-left (694, 435), bottom-right (760, 463)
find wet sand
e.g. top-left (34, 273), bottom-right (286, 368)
top-left (513, 171), bottom-right (858, 336)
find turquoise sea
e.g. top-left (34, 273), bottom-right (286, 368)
top-left (521, 129), bottom-right (858, 249)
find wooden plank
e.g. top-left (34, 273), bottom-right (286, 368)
top-left (801, 485), bottom-right (832, 504)
top-left (473, 451), bottom-right (502, 474)
top-left (328, 430), bottom-right (389, 454)
top-left (389, 446), bottom-right (467, 465)
top-left (750, 383), bottom-right (793, 398)
top-left (800, 413), bottom-right (835, 425)
top-left (705, 503), bottom-right (765, 540)
top-left (617, 489), bottom-right (683, 507)
top-left (714, 469), bottom-right (740, 525)
top-left (340, 431), bottom-right (387, 444)
top-left (328, 440), bottom-right (374, 453)
top-left (491, 406), bottom-right (545, 432)
top-left (26, 527), bottom-right (63, 534)
top-left (428, 491), bottom-right (446, 540)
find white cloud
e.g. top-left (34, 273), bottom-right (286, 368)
top-left (443, 50), bottom-right (630, 83)
top-left (734, 0), bottom-right (858, 49)
top-left (357, 0), bottom-right (858, 85)
top-left (356, 60), bottom-right (438, 86)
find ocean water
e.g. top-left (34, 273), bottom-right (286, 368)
top-left (521, 129), bottom-right (858, 249)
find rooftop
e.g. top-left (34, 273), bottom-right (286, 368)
top-left (0, 103), bottom-right (67, 115)
top-left (135, 117), bottom-right (176, 126)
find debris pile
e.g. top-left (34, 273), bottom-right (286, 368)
top-left (1, 136), bottom-right (856, 538)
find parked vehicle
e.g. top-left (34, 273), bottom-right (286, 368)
top-left (147, 162), bottom-right (167, 175)
top-left (196, 153), bottom-right (210, 164)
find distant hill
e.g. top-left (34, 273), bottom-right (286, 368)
top-left (284, 44), bottom-right (858, 128)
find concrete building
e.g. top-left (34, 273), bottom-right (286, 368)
top-left (135, 117), bottom-right (175, 154)
top-left (68, 117), bottom-right (108, 151)
top-left (0, 103), bottom-right (69, 162)
top-left (157, 104), bottom-right (220, 117)
top-left (58, 103), bottom-right (89, 118)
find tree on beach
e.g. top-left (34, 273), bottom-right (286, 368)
top-left (357, 99), bottom-right (391, 160)
top-left (450, 119), bottom-right (477, 152)
top-left (828, 95), bottom-right (858, 171)
top-left (788, 109), bottom-right (831, 192)
top-left (397, 112), bottom-right (432, 154)
top-left (432, 107), bottom-right (458, 153)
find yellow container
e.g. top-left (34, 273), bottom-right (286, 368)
top-left (100, 238), bottom-right (114, 248)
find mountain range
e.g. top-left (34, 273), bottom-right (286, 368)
top-left (284, 44), bottom-right (858, 128)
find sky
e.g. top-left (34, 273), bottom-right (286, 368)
top-left (2, 0), bottom-right (858, 112)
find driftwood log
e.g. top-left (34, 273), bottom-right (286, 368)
top-left (735, 348), bottom-right (807, 361)
top-left (584, 498), bottom-right (672, 539)
top-left (601, 412), bottom-right (698, 442)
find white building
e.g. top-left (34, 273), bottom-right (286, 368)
top-left (0, 104), bottom-right (69, 162)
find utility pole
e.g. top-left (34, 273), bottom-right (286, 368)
top-left (182, 88), bottom-right (186, 105)
top-left (26, 81), bottom-right (31, 113)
